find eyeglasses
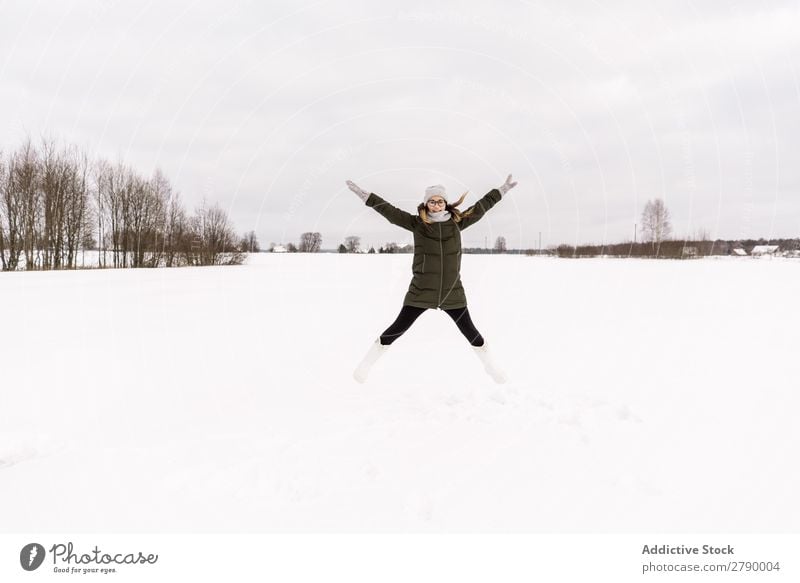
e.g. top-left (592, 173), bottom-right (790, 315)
top-left (427, 199), bottom-right (446, 206)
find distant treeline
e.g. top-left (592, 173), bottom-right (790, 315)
top-left (293, 238), bottom-right (799, 256)
top-left (550, 238), bottom-right (799, 258)
top-left (0, 137), bottom-right (260, 271)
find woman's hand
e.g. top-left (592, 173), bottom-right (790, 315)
top-left (498, 174), bottom-right (518, 196)
top-left (346, 179), bottom-right (370, 202)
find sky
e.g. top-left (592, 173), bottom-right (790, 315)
top-left (1, 0), bottom-right (798, 249)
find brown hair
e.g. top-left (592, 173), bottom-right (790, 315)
top-left (416, 190), bottom-right (476, 225)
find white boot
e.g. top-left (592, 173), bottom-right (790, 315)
top-left (472, 341), bottom-right (508, 384)
top-left (353, 338), bottom-right (390, 383)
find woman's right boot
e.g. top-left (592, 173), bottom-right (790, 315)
top-left (353, 338), bottom-right (390, 383)
top-left (471, 341), bottom-right (508, 384)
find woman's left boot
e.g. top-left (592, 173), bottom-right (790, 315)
top-left (471, 341), bottom-right (508, 384)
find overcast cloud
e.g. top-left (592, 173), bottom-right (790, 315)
top-left (1, 0), bottom-right (798, 249)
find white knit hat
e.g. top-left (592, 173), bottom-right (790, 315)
top-left (424, 184), bottom-right (448, 203)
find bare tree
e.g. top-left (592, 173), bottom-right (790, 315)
top-left (95, 161), bottom-right (165, 269)
top-left (344, 235), bottom-right (360, 253)
top-left (141, 168), bottom-right (171, 267)
top-left (39, 138), bottom-right (71, 270)
top-left (124, 169), bottom-right (168, 268)
top-left (188, 199), bottom-right (244, 265)
top-left (298, 231), bottom-right (321, 252)
top-left (11, 140), bottom-right (42, 270)
top-left (163, 190), bottom-right (188, 267)
top-left (63, 146), bottom-right (91, 269)
top-left (0, 153), bottom-right (7, 270)
top-left (1, 142), bottom-right (37, 270)
top-left (494, 235), bottom-right (507, 253)
top-left (640, 198), bottom-right (672, 249)
top-left (239, 230), bottom-right (260, 253)
top-left (97, 161), bottom-right (130, 268)
top-left (93, 159), bottom-right (110, 267)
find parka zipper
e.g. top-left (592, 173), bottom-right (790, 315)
top-left (421, 255), bottom-right (425, 274)
top-left (438, 223), bottom-right (443, 307)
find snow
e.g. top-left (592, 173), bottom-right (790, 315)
top-left (1, 254), bottom-right (798, 532)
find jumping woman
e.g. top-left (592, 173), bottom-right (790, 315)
top-left (346, 174), bottom-right (518, 384)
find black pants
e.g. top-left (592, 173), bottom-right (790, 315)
top-left (379, 305), bottom-right (485, 347)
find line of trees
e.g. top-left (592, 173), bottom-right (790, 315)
top-left (551, 238), bottom-right (800, 259)
top-left (554, 240), bottom-right (711, 258)
top-left (550, 199), bottom-right (798, 258)
top-left (336, 239), bottom-right (409, 253)
top-left (267, 196), bottom-right (795, 257)
top-left (267, 232), bottom-right (321, 252)
top-left (0, 137), bottom-right (257, 271)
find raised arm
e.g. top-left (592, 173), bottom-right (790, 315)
top-left (457, 174), bottom-right (518, 230)
top-left (346, 179), bottom-right (416, 231)
top-left (457, 189), bottom-right (502, 230)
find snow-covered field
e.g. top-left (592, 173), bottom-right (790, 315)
top-left (1, 253), bottom-right (797, 532)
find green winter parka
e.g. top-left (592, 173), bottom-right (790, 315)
top-left (364, 189), bottom-right (503, 310)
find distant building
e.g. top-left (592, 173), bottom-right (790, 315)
top-left (731, 247), bottom-right (747, 256)
top-left (751, 245), bottom-right (779, 257)
top-left (682, 246), bottom-right (698, 258)
top-left (271, 244), bottom-right (287, 253)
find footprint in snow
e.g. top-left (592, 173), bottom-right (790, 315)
top-left (405, 490), bottom-right (435, 522)
top-left (0, 448), bottom-right (39, 469)
top-left (614, 472), bottom-right (662, 496)
top-left (0, 433), bottom-right (66, 468)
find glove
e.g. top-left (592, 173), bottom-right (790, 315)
top-left (346, 179), bottom-right (370, 203)
top-left (498, 174), bottom-right (518, 196)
